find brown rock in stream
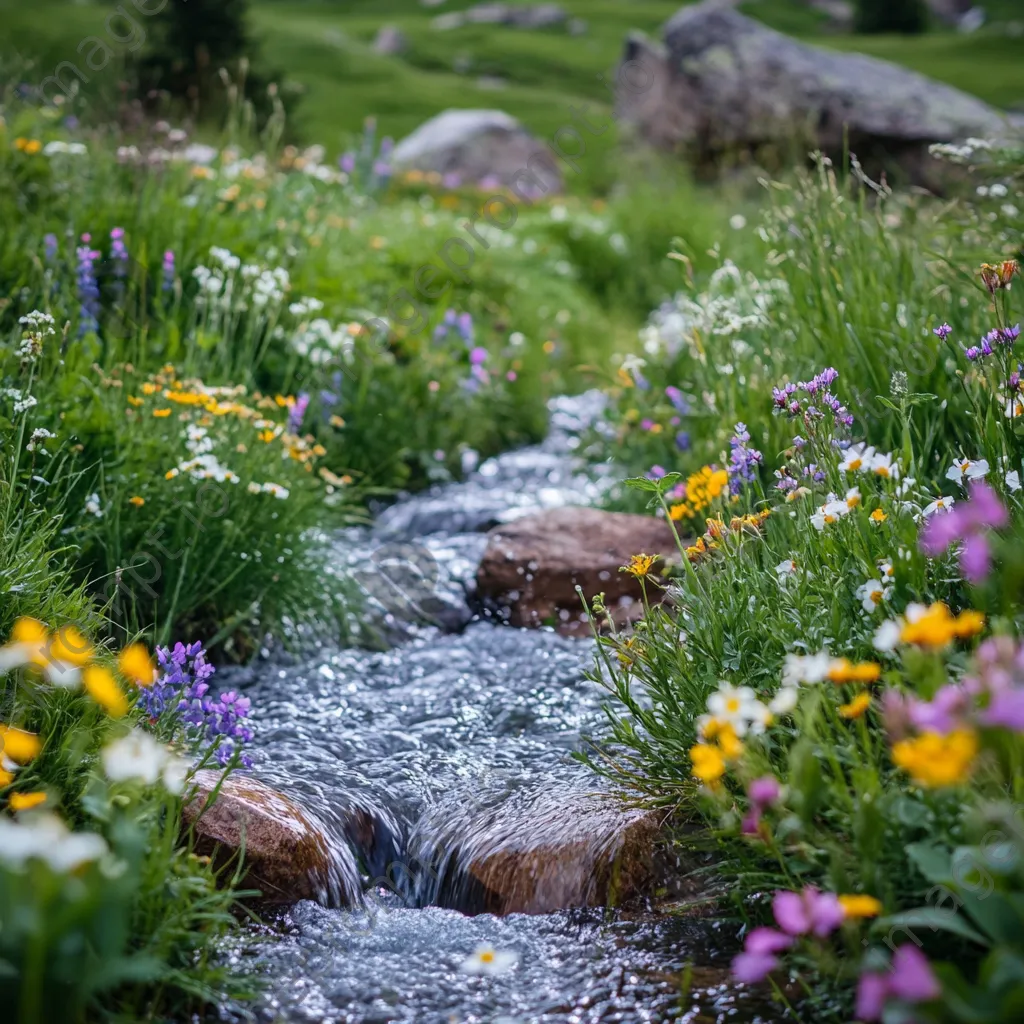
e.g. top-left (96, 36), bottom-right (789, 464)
top-left (475, 505), bottom-right (681, 635)
top-left (418, 787), bottom-right (663, 915)
top-left (184, 770), bottom-right (362, 907)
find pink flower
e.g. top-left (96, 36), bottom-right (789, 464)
top-left (855, 946), bottom-right (940, 1021)
top-left (890, 945), bottom-right (940, 1002)
top-left (920, 481), bottom-right (1007, 583)
top-left (748, 776), bottom-right (781, 808)
top-left (980, 688), bottom-right (1024, 730)
top-left (908, 684), bottom-right (970, 735)
top-left (856, 972), bottom-right (889, 1021)
top-left (773, 888), bottom-right (845, 938)
top-left (730, 927), bottom-right (793, 984)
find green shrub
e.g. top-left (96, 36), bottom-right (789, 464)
top-left (855, 0), bottom-right (930, 34)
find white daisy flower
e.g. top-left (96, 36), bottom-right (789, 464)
top-left (774, 559), bottom-right (797, 580)
top-left (878, 560), bottom-right (895, 581)
top-left (1007, 470), bottom-right (1021, 493)
top-left (102, 730), bottom-right (189, 794)
top-left (921, 496), bottom-right (955, 518)
top-left (810, 497), bottom-right (849, 530)
top-left (946, 458), bottom-right (989, 485)
top-left (782, 651), bottom-right (833, 687)
top-left (707, 682), bottom-right (770, 737)
top-left (769, 686), bottom-right (800, 716)
top-left (460, 944), bottom-right (519, 976)
top-left (0, 814), bottom-right (107, 873)
top-left (856, 579), bottom-right (889, 614)
top-left (845, 487), bottom-right (862, 509)
top-left (839, 443), bottom-right (875, 474)
top-left (870, 451), bottom-right (899, 480)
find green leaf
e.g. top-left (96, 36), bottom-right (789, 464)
top-left (874, 908), bottom-right (987, 946)
top-left (906, 842), bottom-right (953, 885)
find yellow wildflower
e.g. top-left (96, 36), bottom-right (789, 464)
top-left (127, 395), bottom-right (144, 408)
top-left (892, 729), bottom-right (977, 787)
top-left (839, 691), bottom-right (872, 719)
top-left (0, 769), bottom-right (13, 787)
top-left (870, 509), bottom-right (887, 523)
top-left (50, 626), bottom-right (93, 667)
top-left (11, 617), bottom-right (47, 646)
top-left (0, 725), bottom-right (42, 763)
top-left (129, 496), bottom-right (145, 507)
top-left (690, 743), bottom-right (726, 786)
top-left (9, 791), bottom-right (47, 812)
top-left (141, 382), bottom-right (159, 396)
top-left (623, 553), bottom-right (658, 579)
top-left (828, 660), bottom-right (881, 684)
top-left (165, 469), bottom-right (179, 480)
top-left (329, 415), bottom-right (346, 429)
top-left (257, 429), bottom-right (275, 443)
top-left (118, 644), bottom-right (155, 687)
top-left (152, 408), bottom-right (172, 418)
top-left (838, 894), bottom-right (883, 919)
top-left (900, 603), bottom-right (984, 649)
top-left (83, 665), bottom-right (129, 717)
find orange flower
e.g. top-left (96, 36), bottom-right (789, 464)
top-left (9, 791), bottom-right (47, 812)
top-left (118, 643), bottom-right (155, 687)
top-left (129, 496), bottom-right (145, 507)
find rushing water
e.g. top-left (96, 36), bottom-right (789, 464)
top-left (218, 396), bottom-right (773, 1024)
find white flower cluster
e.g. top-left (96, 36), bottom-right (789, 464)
top-left (84, 493), bottom-right (104, 518)
top-left (699, 681), bottom-right (772, 737)
top-left (291, 318), bottom-right (357, 364)
top-left (246, 481), bottom-right (290, 500)
top-left (929, 138), bottom-right (995, 165)
top-left (102, 729), bottom-right (189, 794)
top-left (0, 813), bottom-right (107, 873)
top-left (42, 141), bottom-right (87, 156)
top-left (193, 246), bottom-right (291, 314)
top-left (2, 388), bottom-right (37, 414)
top-left (26, 427), bottom-right (54, 453)
top-left (639, 260), bottom-right (788, 362)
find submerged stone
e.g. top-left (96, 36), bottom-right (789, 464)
top-left (184, 770), bottom-right (364, 907)
top-left (475, 505), bottom-right (681, 635)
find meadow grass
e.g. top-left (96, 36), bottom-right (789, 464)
top-left (583, 143), bottom-right (1024, 1022)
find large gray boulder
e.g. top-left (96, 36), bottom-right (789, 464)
top-left (392, 108), bottom-right (563, 193)
top-left (616, 2), bottom-right (1008, 178)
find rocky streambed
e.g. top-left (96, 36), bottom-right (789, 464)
top-left (207, 396), bottom-right (773, 1024)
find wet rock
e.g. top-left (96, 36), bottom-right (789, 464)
top-left (373, 25), bottom-right (408, 56)
top-left (416, 788), bottom-right (662, 914)
top-left (392, 109), bottom-right (563, 195)
top-left (475, 505), bottom-right (681, 635)
top-left (184, 770), bottom-right (362, 907)
top-left (616, 2), bottom-right (1009, 183)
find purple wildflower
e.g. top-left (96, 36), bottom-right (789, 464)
top-left (469, 346), bottom-right (488, 366)
top-left (288, 392), bottom-right (310, 433)
top-left (162, 249), bottom-right (176, 292)
top-left (728, 422), bottom-right (763, 487)
top-left (43, 233), bottom-right (58, 262)
top-left (933, 323), bottom-right (952, 340)
top-left (920, 480), bottom-right (1007, 583)
top-left (647, 465), bottom-right (667, 480)
top-left (675, 431), bottom-right (691, 452)
top-left (339, 152), bottom-right (356, 174)
top-left (665, 385), bottom-right (689, 413)
top-left (75, 234), bottom-right (101, 337)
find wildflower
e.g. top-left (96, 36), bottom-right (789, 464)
top-left (870, 508), bottom-right (887, 523)
top-left (288, 392), bottom-right (310, 433)
top-left (129, 496), bottom-right (145, 507)
top-left (869, 451), bottom-right (899, 480)
top-left (946, 458), bottom-right (989, 485)
top-left (876, 602), bottom-right (985, 651)
top-left (9, 792), bottom-right (47, 812)
top-left (162, 250), bottom-right (176, 291)
top-left (892, 728), bottom-right (977, 786)
top-left (922, 496), bottom-right (955, 518)
top-left (83, 665), bottom-right (128, 717)
top-left (933, 323), bottom-right (953, 340)
top-left (118, 644), bottom-right (155, 687)
top-left (845, 487), bottom-right (861, 508)
top-left (810, 496), bottom-right (850, 530)
top-left (774, 559), bottom-right (797, 580)
top-left (773, 888), bottom-right (845, 938)
top-left (623, 553), bottom-right (658, 579)
top-left (979, 260), bottom-right (1019, 293)
top-left (782, 651), bottom-right (834, 686)
top-left (690, 743), bottom-right (727, 785)
top-left (261, 483), bottom-right (289, 500)
top-left (731, 927), bottom-right (793, 983)
top-left (706, 682), bottom-right (771, 737)
top-left (856, 579), bottom-right (889, 614)
top-left (828, 659), bottom-right (882, 684)
top-left (0, 726), bottom-right (42, 764)
top-left (769, 686), bottom-right (800, 715)
top-left (840, 443), bottom-right (875, 474)
top-left (75, 234), bottom-right (101, 337)
top-left (50, 626), bottom-right (93, 667)
top-left (838, 894), bottom-right (882, 919)
top-left (459, 944), bottom-right (518, 976)
top-left (839, 692), bottom-right (872, 719)
top-left (0, 813), bottom-right (108, 873)
top-left (920, 481), bottom-right (1007, 582)
top-left (742, 775), bottom-right (782, 835)
top-left (856, 945), bottom-right (940, 1021)
top-left (728, 422), bottom-right (763, 488)
top-left (153, 408), bottom-right (172, 418)
top-left (102, 729), bottom-right (188, 794)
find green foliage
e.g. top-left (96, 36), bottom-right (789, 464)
top-left (855, 0), bottom-right (930, 34)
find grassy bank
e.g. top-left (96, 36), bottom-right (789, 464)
top-left (585, 142), bottom-right (1024, 1022)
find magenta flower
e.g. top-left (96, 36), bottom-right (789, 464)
top-left (856, 945), bottom-right (940, 1020)
top-left (773, 888), bottom-right (845, 938)
top-left (647, 465), bottom-right (667, 481)
top-left (749, 776), bottom-right (781, 807)
top-left (933, 323), bottom-right (952, 340)
top-left (920, 481), bottom-right (1007, 583)
top-left (730, 927), bottom-right (792, 983)
top-left (890, 945), bottom-right (940, 1001)
top-left (641, 418), bottom-right (656, 432)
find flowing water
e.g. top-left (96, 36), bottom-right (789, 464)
top-left (218, 396), bottom-right (772, 1024)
